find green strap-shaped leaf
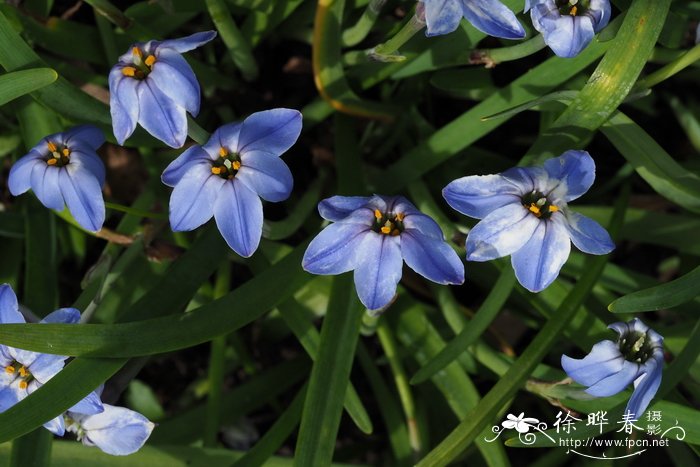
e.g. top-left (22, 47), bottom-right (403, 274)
top-left (0, 68), bottom-right (56, 106)
top-left (0, 243), bottom-right (312, 356)
top-left (522, 0), bottom-right (671, 163)
top-left (294, 274), bottom-right (365, 467)
top-left (609, 265), bottom-right (700, 313)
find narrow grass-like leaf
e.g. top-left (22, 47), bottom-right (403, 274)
top-left (205, 0), bottom-right (258, 80)
top-left (411, 268), bottom-right (516, 384)
top-left (0, 68), bottom-right (56, 106)
top-left (608, 265), bottom-right (700, 313)
top-left (294, 273), bottom-right (365, 467)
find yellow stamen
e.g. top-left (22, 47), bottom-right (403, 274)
top-left (145, 55), bottom-right (156, 67)
top-left (528, 203), bottom-right (541, 217)
top-left (570, 5), bottom-right (577, 15)
top-left (122, 67), bottom-right (137, 77)
top-left (395, 212), bottom-right (405, 222)
top-left (380, 226), bottom-right (391, 234)
top-left (391, 229), bottom-right (400, 236)
top-left (374, 209), bottom-right (382, 220)
top-left (62, 148), bottom-right (70, 157)
top-left (4, 365), bottom-right (15, 374)
top-left (47, 141), bottom-right (57, 152)
top-left (18, 366), bottom-right (28, 377)
top-left (548, 205), bottom-right (559, 213)
top-left (219, 147), bottom-right (228, 157)
top-left (132, 47), bottom-right (142, 58)
top-left (232, 161), bottom-right (241, 171)
top-left (19, 381), bottom-right (28, 390)
top-left (47, 158), bottom-right (58, 166)
top-left (211, 166), bottom-right (223, 175)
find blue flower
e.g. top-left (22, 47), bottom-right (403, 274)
top-left (442, 150), bottom-right (614, 292)
top-left (162, 109), bottom-right (302, 257)
top-left (562, 318), bottom-right (664, 419)
top-left (0, 284), bottom-right (86, 436)
top-left (8, 125), bottom-right (106, 232)
top-left (65, 404), bottom-right (154, 456)
top-left (109, 31), bottom-right (217, 148)
top-left (419, 0), bottom-right (526, 39)
top-left (302, 195), bottom-right (465, 311)
top-left (526, 0), bottom-right (611, 58)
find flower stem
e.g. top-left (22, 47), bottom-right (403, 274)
top-left (369, 13), bottom-right (425, 62)
top-left (470, 35), bottom-right (546, 68)
top-left (636, 42), bottom-right (700, 90)
top-left (377, 318), bottom-right (422, 456)
top-left (203, 263), bottom-right (231, 447)
top-left (105, 201), bottom-right (167, 219)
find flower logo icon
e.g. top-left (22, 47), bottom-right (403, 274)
top-left (502, 413), bottom-right (540, 433)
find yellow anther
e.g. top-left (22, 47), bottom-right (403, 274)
top-left (528, 203), bottom-right (541, 217)
top-left (391, 229), bottom-right (400, 236)
top-left (4, 365), bottom-right (15, 374)
top-left (122, 67), bottom-right (137, 77)
top-left (232, 161), bottom-right (241, 171)
top-left (380, 226), bottom-right (391, 234)
top-left (548, 205), bottom-right (559, 213)
top-left (219, 147), bottom-right (228, 157)
top-left (19, 381), bottom-right (28, 390)
top-left (62, 148), bottom-right (71, 157)
top-left (374, 209), bottom-right (382, 220)
top-left (47, 158), bottom-right (58, 166)
top-left (570, 5), bottom-right (577, 15)
top-left (211, 166), bottom-right (224, 175)
top-left (145, 55), bottom-right (156, 67)
top-left (18, 366), bottom-right (28, 377)
top-left (395, 212), bottom-right (405, 222)
top-left (47, 141), bottom-right (57, 152)
top-left (132, 47), bottom-right (142, 58)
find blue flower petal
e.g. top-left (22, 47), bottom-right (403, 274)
top-left (461, 0), bottom-right (526, 39)
top-left (422, 0), bottom-right (463, 36)
top-left (565, 211), bottom-right (615, 254)
top-left (25, 353), bottom-right (66, 383)
top-left (561, 340), bottom-right (625, 386)
top-left (466, 203), bottom-right (540, 262)
top-left (157, 30), bottom-right (217, 53)
top-left (60, 166), bottom-right (105, 232)
top-left (401, 230), bottom-right (464, 284)
top-left (149, 54), bottom-right (200, 115)
top-left (64, 125), bottom-right (105, 150)
top-left (108, 70), bottom-right (140, 145)
top-left (302, 223), bottom-right (370, 275)
top-left (78, 404), bottom-right (155, 456)
top-left (169, 164), bottom-right (224, 231)
top-left (511, 213), bottom-right (571, 292)
top-left (8, 151), bottom-right (43, 195)
top-left (0, 284), bottom-right (23, 325)
top-left (43, 415), bottom-right (65, 436)
top-left (41, 307), bottom-right (81, 324)
top-left (544, 150), bottom-right (595, 202)
top-left (317, 196), bottom-right (371, 222)
top-left (161, 146), bottom-right (213, 187)
top-left (501, 166), bottom-right (550, 194)
top-left (137, 80), bottom-right (187, 148)
top-left (31, 164), bottom-right (64, 211)
top-left (626, 359), bottom-right (663, 419)
top-left (69, 390), bottom-right (105, 416)
top-left (589, 0), bottom-right (612, 33)
top-left (237, 109), bottom-right (302, 156)
top-left (354, 234), bottom-right (403, 310)
top-left (402, 212), bottom-right (445, 240)
top-left (70, 149), bottom-right (106, 186)
top-left (585, 360), bottom-right (640, 397)
top-left (237, 151), bottom-right (293, 202)
top-left (540, 14), bottom-right (595, 58)
top-left (213, 180), bottom-right (263, 257)
top-left (0, 385), bottom-right (20, 412)
top-left (443, 174), bottom-right (522, 219)
top-left (204, 122), bottom-right (242, 156)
